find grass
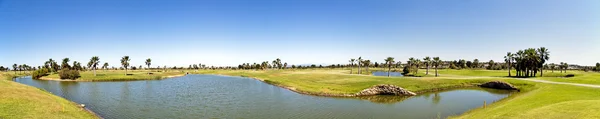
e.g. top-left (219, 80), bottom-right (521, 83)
top-left (0, 72), bottom-right (97, 119)
top-left (189, 68), bottom-right (600, 119)
top-left (41, 70), bottom-right (185, 81)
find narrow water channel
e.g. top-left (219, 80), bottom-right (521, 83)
top-left (14, 75), bottom-right (513, 119)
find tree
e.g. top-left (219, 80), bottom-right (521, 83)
top-left (563, 62), bottom-right (568, 73)
top-left (384, 57), bottom-right (395, 77)
top-left (362, 60), bottom-right (371, 73)
top-left (550, 63), bottom-right (556, 72)
top-left (283, 62), bottom-right (288, 69)
top-left (121, 56), bottom-right (130, 75)
top-left (433, 57), bottom-right (441, 77)
top-left (473, 59), bottom-right (480, 69)
top-left (357, 57), bottom-right (363, 74)
top-left (61, 58), bottom-right (71, 70)
top-left (504, 52), bottom-right (514, 76)
top-left (12, 64), bottom-right (17, 74)
top-left (276, 58), bottom-right (282, 69)
top-left (596, 63), bottom-right (600, 72)
top-left (102, 63), bottom-right (109, 71)
top-left (88, 56), bottom-right (100, 76)
top-left (349, 59), bottom-right (355, 74)
top-left (488, 60), bottom-right (495, 70)
top-left (145, 58), bottom-right (152, 70)
top-left (423, 57), bottom-right (431, 75)
top-left (537, 47), bottom-right (550, 76)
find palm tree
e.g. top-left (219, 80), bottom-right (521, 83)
top-left (272, 60), bottom-right (277, 70)
top-left (537, 47), bottom-right (550, 76)
top-left (121, 56), bottom-right (130, 75)
top-left (363, 60), bottom-right (371, 73)
top-left (349, 59), bottom-right (355, 74)
top-left (61, 58), bottom-right (71, 70)
top-left (384, 57), bottom-right (395, 77)
top-left (357, 57), bottom-right (363, 74)
top-left (145, 58), bottom-right (152, 70)
top-left (102, 63), bottom-right (109, 71)
top-left (504, 52), bottom-right (514, 77)
top-left (423, 57), bottom-right (431, 75)
top-left (433, 57), bottom-right (441, 77)
top-left (12, 64), bottom-right (17, 74)
top-left (88, 56), bottom-right (100, 76)
top-left (283, 62), bottom-right (288, 69)
top-left (563, 62), bottom-right (568, 73)
top-left (276, 58), bottom-right (282, 69)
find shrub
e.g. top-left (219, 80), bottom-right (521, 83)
top-left (565, 74), bottom-right (575, 77)
top-left (31, 68), bottom-right (49, 79)
top-left (59, 69), bottom-right (80, 80)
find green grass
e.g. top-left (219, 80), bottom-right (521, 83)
top-left (42, 70), bottom-right (185, 81)
top-left (190, 68), bottom-right (600, 119)
top-left (0, 72), bottom-right (97, 119)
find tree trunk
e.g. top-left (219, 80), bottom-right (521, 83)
top-left (93, 68), bottom-right (96, 76)
top-left (508, 63), bottom-right (511, 77)
top-left (358, 63), bottom-right (361, 74)
top-left (426, 65), bottom-right (429, 75)
top-left (435, 66), bottom-right (438, 77)
top-left (125, 68), bottom-right (128, 75)
top-left (388, 66), bottom-right (391, 77)
top-left (540, 68), bottom-right (543, 77)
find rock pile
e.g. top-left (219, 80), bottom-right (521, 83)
top-left (479, 81), bottom-right (518, 90)
top-left (357, 84), bottom-right (416, 96)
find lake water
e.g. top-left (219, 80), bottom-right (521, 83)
top-left (372, 71), bottom-right (404, 77)
top-left (13, 75), bottom-right (513, 119)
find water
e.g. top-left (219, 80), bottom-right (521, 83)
top-left (13, 75), bottom-right (513, 119)
top-left (372, 71), bottom-right (404, 77)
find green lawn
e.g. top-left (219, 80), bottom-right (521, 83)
top-left (0, 72), bottom-right (97, 119)
top-left (41, 70), bottom-right (185, 81)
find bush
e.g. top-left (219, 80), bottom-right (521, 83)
top-left (565, 74), bottom-right (575, 77)
top-left (59, 69), bottom-right (80, 80)
top-left (31, 68), bottom-right (49, 79)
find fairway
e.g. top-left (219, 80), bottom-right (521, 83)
top-left (0, 72), bottom-right (97, 119)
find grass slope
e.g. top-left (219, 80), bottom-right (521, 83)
top-left (0, 72), bottom-right (97, 119)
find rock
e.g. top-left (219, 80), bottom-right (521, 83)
top-left (479, 81), bottom-right (518, 90)
top-left (357, 84), bottom-right (416, 96)
top-left (78, 104), bottom-right (86, 108)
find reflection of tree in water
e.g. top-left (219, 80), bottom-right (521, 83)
top-left (432, 93), bottom-right (441, 105)
top-left (353, 95), bottom-right (411, 104)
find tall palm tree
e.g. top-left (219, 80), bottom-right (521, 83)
top-left (272, 60), bottom-right (277, 70)
top-left (12, 64), bottom-right (17, 74)
top-left (145, 58), bottom-right (152, 70)
top-left (423, 57), bottom-right (431, 75)
top-left (504, 52), bottom-right (514, 77)
top-left (121, 56), bottom-right (130, 75)
top-left (357, 57), bottom-right (363, 74)
top-left (62, 58), bottom-right (71, 70)
top-left (433, 57), bottom-right (441, 77)
top-left (537, 47), bottom-right (550, 76)
top-left (276, 58), bottom-right (282, 69)
top-left (363, 60), bottom-right (371, 73)
top-left (349, 59), bottom-right (355, 74)
top-left (102, 63), bottom-right (109, 71)
top-left (88, 56), bottom-right (100, 76)
top-left (384, 57), bottom-right (395, 77)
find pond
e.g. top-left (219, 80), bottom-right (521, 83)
top-left (14, 75), bottom-right (513, 119)
top-left (372, 71), bottom-right (404, 77)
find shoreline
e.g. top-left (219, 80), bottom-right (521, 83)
top-left (199, 73), bottom-right (508, 97)
top-left (36, 74), bottom-right (187, 82)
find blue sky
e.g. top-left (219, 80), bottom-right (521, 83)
top-left (1, 0), bottom-right (599, 67)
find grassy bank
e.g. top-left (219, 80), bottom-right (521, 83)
top-left (190, 69), bottom-right (600, 119)
top-left (41, 70), bottom-right (185, 81)
top-left (0, 72), bottom-right (97, 119)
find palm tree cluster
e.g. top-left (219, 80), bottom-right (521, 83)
top-left (238, 58), bottom-right (287, 70)
top-left (505, 47), bottom-right (550, 77)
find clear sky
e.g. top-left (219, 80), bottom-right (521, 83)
top-left (1, 0), bottom-right (599, 67)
